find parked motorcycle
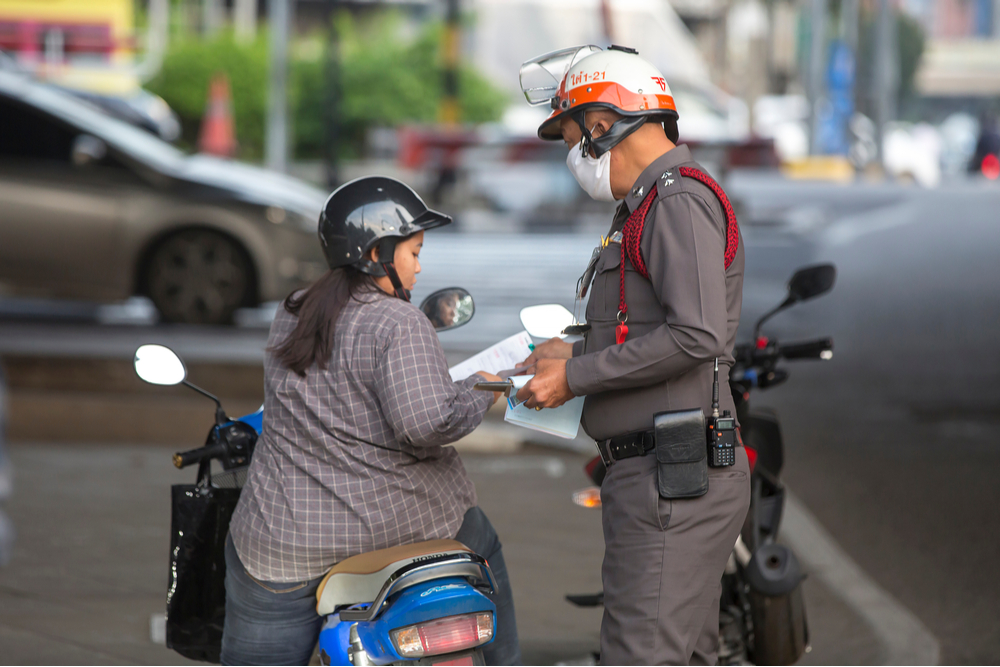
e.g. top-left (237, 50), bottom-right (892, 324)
top-left (521, 263), bottom-right (836, 666)
top-left (134, 287), bottom-right (500, 666)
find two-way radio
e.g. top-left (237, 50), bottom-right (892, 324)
top-left (707, 358), bottom-right (736, 467)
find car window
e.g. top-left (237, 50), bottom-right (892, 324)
top-left (0, 96), bottom-right (75, 163)
top-left (25, 85), bottom-right (184, 172)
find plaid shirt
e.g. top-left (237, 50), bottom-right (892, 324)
top-left (229, 291), bottom-right (491, 582)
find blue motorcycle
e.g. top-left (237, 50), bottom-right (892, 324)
top-left (134, 288), bottom-right (499, 666)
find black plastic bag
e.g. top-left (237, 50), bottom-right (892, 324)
top-left (166, 462), bottom-right (244, 663)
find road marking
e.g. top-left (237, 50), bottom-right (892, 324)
top-left (783, 492), bottom-right (940, 665)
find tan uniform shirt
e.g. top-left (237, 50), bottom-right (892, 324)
top-left (565, 145), bottom-right (745, 441)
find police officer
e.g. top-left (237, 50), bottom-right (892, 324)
top-left (516, 46), bottom-right (751, 665)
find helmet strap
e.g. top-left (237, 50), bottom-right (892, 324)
top-left (575, 112), bottom-right (650, 158)
top-left (374, 238), bottom-right (410, 301)
top-left (381, 261), bottom-right (410, 301)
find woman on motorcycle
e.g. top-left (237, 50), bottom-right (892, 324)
top-left (222, 177), bottom-right (520, 666)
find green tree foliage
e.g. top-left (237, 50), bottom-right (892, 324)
top-left (146, 32), bottom-right (269, 158)
top-left (896, 12), bottom-right (926, 107)
top-left (855, 8), bottom-right (926, 118)
top-left (293, 13), bottom-right (508, 159)
top-left (146, 14), bottom-right (508, 161)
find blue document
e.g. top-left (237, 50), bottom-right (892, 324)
top-left (503, 375), bottom-right (584, 440)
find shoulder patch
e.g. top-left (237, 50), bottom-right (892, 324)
top-left (655, 167), bottom-right (700, 201)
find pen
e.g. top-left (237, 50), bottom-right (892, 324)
top-left (528, 344), bottom-right (535, 351)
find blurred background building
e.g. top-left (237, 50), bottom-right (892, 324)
top-left (2, 0), bottom-right (996, 193)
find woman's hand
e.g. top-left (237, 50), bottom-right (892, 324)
top-left (475, 371), bottom-right (504, 405)
top-left (517, 337), bottom-right (573, 368)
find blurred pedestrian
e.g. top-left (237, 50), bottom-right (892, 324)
top-left (968, 113), bottom-right (1000, 175)
top-left (516, 46), bottom-right (750, 665)
top-left (221, 177), bottom-right (520, 665)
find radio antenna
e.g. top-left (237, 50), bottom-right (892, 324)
top-left (711, 358), bottom-right (720, 418)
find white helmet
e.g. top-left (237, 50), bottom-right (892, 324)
top-left (520, 45), bottom-right (679, 156)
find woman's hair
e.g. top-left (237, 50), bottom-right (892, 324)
top-left (269, 268), bottom-right (377, 376)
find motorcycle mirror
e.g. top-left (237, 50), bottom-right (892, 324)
top-left (134, 344), bottom-right (186, 386)
top-left (520, 304), bottom-right (576, 339)
top-left (753, 263), bottom-right (838, 340)
top-left (419, 288), bottom-right (475, 332)
top-left (786, 264), bottom-right (836, 305)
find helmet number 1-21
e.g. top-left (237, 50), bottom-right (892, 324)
top-left (570, 71), bottom-right (607, 87)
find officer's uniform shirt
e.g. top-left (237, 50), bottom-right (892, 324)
top-left (565, 145), bottom-right (745, 441)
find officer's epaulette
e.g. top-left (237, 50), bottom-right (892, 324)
top-left (648, 165), bottom-right (740, 270)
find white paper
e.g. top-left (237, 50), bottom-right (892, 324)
top-left (503, 375), bottom-right (585, 440)
top-left (448, 331), bottom-right (534, 382)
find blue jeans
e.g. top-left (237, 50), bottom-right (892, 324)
top-left (221, 506), bottom-right (521, 665)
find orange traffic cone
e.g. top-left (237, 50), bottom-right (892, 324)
top-left (199, 73), bottom-right (237, 157)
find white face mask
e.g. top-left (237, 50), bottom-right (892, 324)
top-left (566, 132), bottom-right (616, 202)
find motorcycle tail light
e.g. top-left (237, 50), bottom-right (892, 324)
top-left (572, 486), bottom-right (602, 508)
top-left (391, 612), bottom-right (494, 658)
top-left (982, 154), bottom-right (1000, 180)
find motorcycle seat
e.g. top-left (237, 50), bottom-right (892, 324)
top-left (315, 539), bottom-right (473, 615)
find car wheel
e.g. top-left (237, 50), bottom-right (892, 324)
top-left (144, 229), bottom-right (254, 325)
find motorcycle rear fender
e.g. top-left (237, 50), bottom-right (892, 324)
top-left (745, 409), bottom-right (784, 478)
top-left (317, 613), bottom-right (352, 666)
top-left (319, 577), bottom-right (495, 664)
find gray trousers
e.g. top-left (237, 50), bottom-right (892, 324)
top-left (600, 446), bottom-right (750, 665)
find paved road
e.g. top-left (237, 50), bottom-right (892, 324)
top-left (0, 441), bottom-right (882, 665)
top-left (2, 176), bottom-right (998, 662)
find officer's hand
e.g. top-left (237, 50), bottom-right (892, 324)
top-left (517, 337), bottom-right (573, 368)
top-left (475, 371), bottom-right (504, 405)
top-left (516, 359), bottom-right (574, 409)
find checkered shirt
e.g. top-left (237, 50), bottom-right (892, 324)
top-left (229, 291), bottom-right (491, 582)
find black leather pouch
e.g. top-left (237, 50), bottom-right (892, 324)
top-left (654, 409), bottom-right (709, 499)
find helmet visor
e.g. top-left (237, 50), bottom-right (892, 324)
top-left (519, 45), bottom-right (602, 106)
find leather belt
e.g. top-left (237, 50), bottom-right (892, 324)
top-left (596, 430), bottom-right (655, 467)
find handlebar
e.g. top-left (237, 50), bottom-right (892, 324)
top-left (173, 441), bottom-right (226, 469)
top-left (779, 337), bottom-right (833, 360)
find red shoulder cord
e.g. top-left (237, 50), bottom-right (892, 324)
top-left (616, 166), bottom-right (740, 344)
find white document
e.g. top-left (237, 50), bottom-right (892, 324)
top-left (503, 375), bottom-right (585, 440)
top-left (448, 331), bottom-right (534, 382)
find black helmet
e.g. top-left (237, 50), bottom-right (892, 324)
top-left (318, 176), bottom-right (451, 300)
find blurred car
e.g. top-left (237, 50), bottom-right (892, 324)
top-left (0, 50), bottom-right (180, 142)
top-left (0, 68), bottom-right (328, 325)
top-left (57, 86), bottom-right (182, 143)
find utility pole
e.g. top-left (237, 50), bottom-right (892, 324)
top-left (234, 0), bottom-right (258, 42)
top-left (136, 0), bottom-right (168, 81)
top-left (873, 0), bottom-right (898, 167)
top-left (324, 0), bottom-right (341, 188)
top-left (202, 0), bottom-right (223, 36)
top-left (808, 0), bottom-right (828, 155)
top-left (840, 0), bottom-right (859, 54)
top-left (266, 0), bottom-right (291, 173)
top-left (440, 0), bottom-right (460, 126)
